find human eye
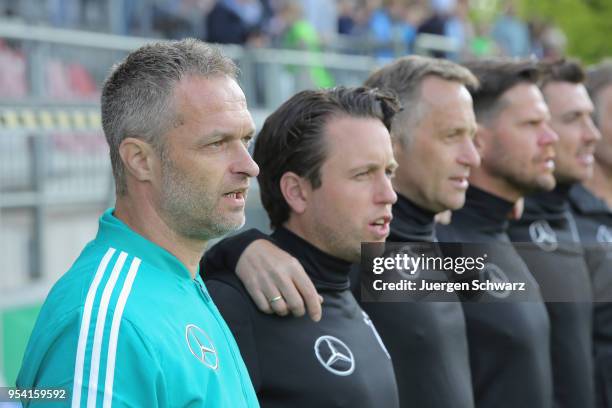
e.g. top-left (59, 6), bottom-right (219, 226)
top-left (209, 139), bottom-right (226, 149)
top-left (526, 119), bottom-right (542, 127)
top-left (562, 112), bottom-right (581, 123)
top-left (447, 131), bottom-right (460, 139)
top-left (241, 135), bottom-right (254, 148)
top-left (354, 169), bottom-right (372, 180)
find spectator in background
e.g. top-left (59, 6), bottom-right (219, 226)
top-left (48, 0), bottom-right (81, 28)
top-left (275, 0), bottom-right (334, 88)
top-left (528, 19), bottom-right (547, 59)
top-left (540, 22), bottom-right (567, 60)
top-left (418, 0), bottom-right (456, 58)
top-left (300, 0), bottom-right (338, 46)
top-left (338, 0), bottom-right (357, 35)
top-left (152, 0), bottom-right (199, 39)
top-left (207, 0), bottom-right (267, 45)
top-left (469, 20), bottom-right (499, 58)
top-left (491, 0), bottom-right (530, 57)
top-left (370, 0), bottom-right (423, 60)
top-left (445, 0), bottom-right (472, 60)
top-left (116, 0), bottom-right (213, 37)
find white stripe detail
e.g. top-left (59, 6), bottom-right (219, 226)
top-left (72, 247), bottom-right (116, 408)
top-left (103, 257), bottom-right (141, 408)
top-left (86, 251), bottom-right (128, 408)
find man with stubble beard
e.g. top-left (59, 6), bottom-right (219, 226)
top-left (435, 59), bottom-right (558, 408)
top-left (508, 59), bottom-right (600, 408)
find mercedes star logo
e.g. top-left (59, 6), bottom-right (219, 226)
top-left (394, 245), bottom-right (421, 280)
top-left (597, 225), bottom-right (612, 244)
top-left (314, 335), bottom-right (355, 376)
top-left (529, 220), bottom-right (558, 252)
top-left (185, 324), bottom-right (219, 370)
top-left (480, 262), bottom-right (511, 298)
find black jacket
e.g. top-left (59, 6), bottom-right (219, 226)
top-left (352, 194), bottom-right (475, 408)
top-left (569, 183), bottom-right (612, 408)
top-left (202, 227), bottom-right (399, 408)
top-left (508, 185), bottom-right (594, 408)
top-left (436, 186), bottom-right (552, 408)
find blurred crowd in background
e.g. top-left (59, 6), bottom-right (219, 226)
top-left (0, 0), bottom-right (567, 60)
top-left (0, 0), bottom-right (570, 103)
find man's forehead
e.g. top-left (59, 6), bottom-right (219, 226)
top-left (544, 81), bottom-right (594, 113)
top-left (421, 75), bottom-right (468, 96)
top-left (424, 88), bottom-right (475, 126)
top-left (500, 82), bottom-right (548, 115)
top-left (323, 116), bottom-right (393, 166)
top-left (175, 74), bottom-right (248, 112)
top-left (503, 81), bottom-right (541, 102)
top-left (324, 116), bottom-right (389, 141)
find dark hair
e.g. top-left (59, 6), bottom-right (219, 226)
top-left (254, 86), bottom-right (400, 229)
top-left (462, 58), bottom-right (540, 123)
top-left (365, 55), bottom-right (478, 144)
top-left (586, 60), bottom-right (612, 124)
top-left (540, 58), bottom-right (585, 87)
top-left (101, 38), bottom-right (237, 195)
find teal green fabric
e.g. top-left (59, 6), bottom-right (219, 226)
top-left (1, 304), bottom-right (42, 387)
top-left (17, 208), bottom-right (259, 407)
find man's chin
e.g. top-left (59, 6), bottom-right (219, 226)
top-left (441, 195), bottom-right (465, 212)
top-left (206, 214), bottom-right (246, 238)
top-left (523, 174), bottom-right (556, 194)
top-left (224, 216), bottom-right (246, 232)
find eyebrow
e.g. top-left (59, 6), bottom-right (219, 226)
top-left (350, 161), bottom-right (398, 173)
top-left (204, 129), bottom-right (255, 141)
top-left (561, 108), bottom-right (593, 117)
top-left (444, 126), bottom-right (476, 134)
top-left (521, 112), bottom-right (551, 123)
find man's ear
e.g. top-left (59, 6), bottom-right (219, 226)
top-left (279, 172), bottom-right (309, 214)
top-left (392, 136), bottom-right (406, 155)
top-left (474, 124), bottom-right (488, 154)
top-left (118, 137), bottom-right (158, 182)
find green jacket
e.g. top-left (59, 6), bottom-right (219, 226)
top-left (17, 208), bottom-right (259, 407)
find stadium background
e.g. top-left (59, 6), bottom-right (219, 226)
top-left (0, 0), bottom-right (611, 399)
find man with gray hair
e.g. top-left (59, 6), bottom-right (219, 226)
top-left (17, 39), bottom-right (260, 407)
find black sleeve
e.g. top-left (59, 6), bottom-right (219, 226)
top-left (206, 279), bottom-right (262, 391)
top-left (202, 229), bottom-right (270, 277)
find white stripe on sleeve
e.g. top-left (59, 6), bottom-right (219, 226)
top-left (72, 247), bottom-right (116, 408)
top-left (102, 257), bottom-right (141, 408)
top-left (86, 251), bottom-right (128, 408)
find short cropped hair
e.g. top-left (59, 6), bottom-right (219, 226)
top-left (364, 55), bottom-right (478, 145)
top-left (539, 58), bottom-right (585, 87)
top-left (254, 86), bottom-right (400, 229)
top-left (101, 38), bottom-right (237, 195)
top-left (585, 60), bottom-right (612, 124)
top-left (462, 59), bottom-right (540, 123)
